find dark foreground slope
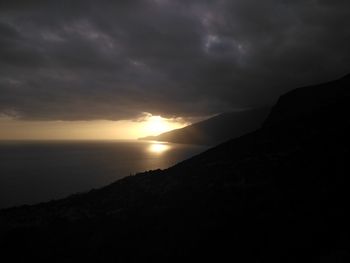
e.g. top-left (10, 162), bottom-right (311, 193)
top-left (139, 107), bottom-right (271, 145)
top-left (1, 75), bottom-right (350, 262)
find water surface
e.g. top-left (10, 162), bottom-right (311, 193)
top-left (0, 140), bottom-right (207, 209)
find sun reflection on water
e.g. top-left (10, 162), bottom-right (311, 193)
top-left (148, 142), bottom-right (170, 154)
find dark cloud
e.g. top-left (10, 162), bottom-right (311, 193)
top-left (0, 0), bottom-right (350, 120)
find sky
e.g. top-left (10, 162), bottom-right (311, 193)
top-left (1, 0), bottom-right (350, 139)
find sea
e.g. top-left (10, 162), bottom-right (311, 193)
top-left (0, 140), bottom-right (207, 209)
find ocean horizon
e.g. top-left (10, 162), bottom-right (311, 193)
top-left (0, 140), bottom-right (207, 209)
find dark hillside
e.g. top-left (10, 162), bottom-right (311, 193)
top-left (1, 75), bottom-right (349, 262)
top-left (139, 107), bottom-right (271, 145)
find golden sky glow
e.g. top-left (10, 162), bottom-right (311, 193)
top-left (0, 114), bottom-right (189, 140)
top-left (140, 115), bottom-right (183, 136)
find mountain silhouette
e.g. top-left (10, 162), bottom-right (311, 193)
top-left (139, 107), bottom-right (271, 145)
top-left (0, 74), bottom-right (349, 262)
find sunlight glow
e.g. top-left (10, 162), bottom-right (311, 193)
top-left (141, 114), bottom-right (188, 136)
top-left (144, 116), bottom-right (169, 135)
top-left (0, 113), bottom-right (190, 140)
top-left (148, 142), bottom-right (170, 154)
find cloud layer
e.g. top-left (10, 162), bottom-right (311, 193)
top-left (1, 0), bottom-right (350, 120)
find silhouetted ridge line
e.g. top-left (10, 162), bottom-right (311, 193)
top-left (264, 73), bottom-right (350, 126)
top-left (139, 107), bottom-right (271, 145)
top-left (1, 74), bottom-right (350, 262)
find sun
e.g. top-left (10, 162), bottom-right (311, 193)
top-left (146, 116), bottom-right (167, 134)
top-left (143, 115), bottom-right (174, 135)
top-left (135, 113), bottom-right (189, 138)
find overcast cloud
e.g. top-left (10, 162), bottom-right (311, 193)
top-left (1, 0), bottom-right (350, 120)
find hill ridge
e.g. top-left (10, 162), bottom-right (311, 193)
top-left (1, 74), bottom-right (349, 262)
top-left (139, 107), bottom-right (271, 145)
